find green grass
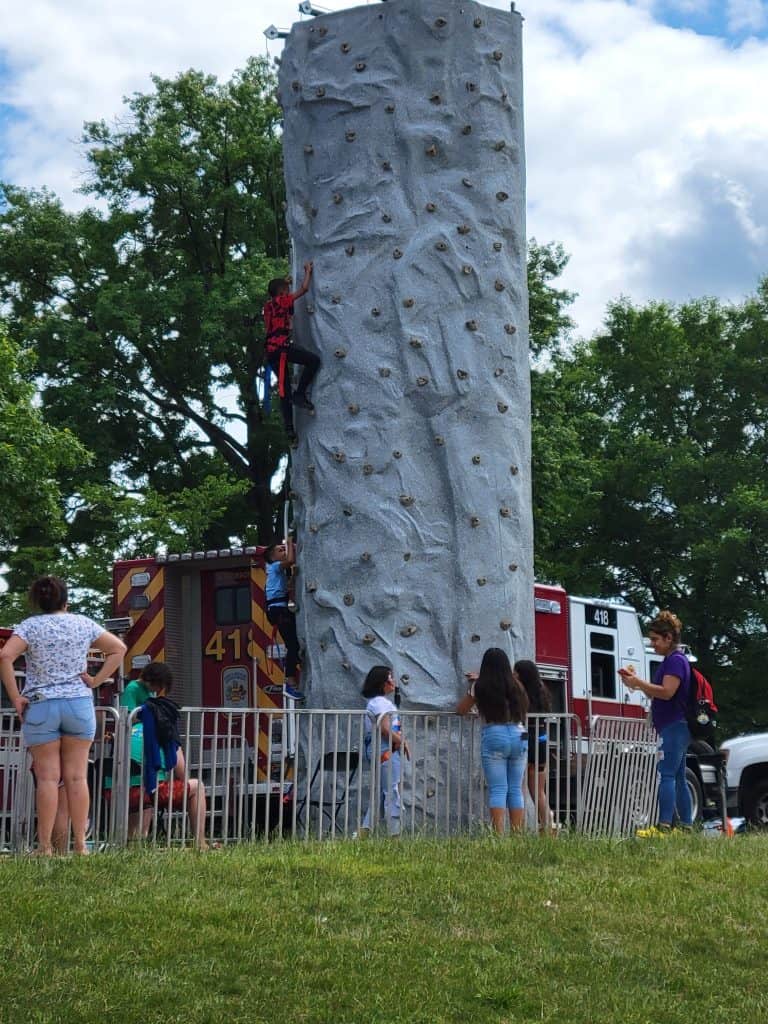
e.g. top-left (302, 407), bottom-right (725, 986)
top-left (1, 835), bottom-right (767, 1023)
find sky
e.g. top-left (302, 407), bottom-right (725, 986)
top-left (0, 0), bottom-right (767, 336)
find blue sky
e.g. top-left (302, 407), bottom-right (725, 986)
top-left (1, 0), bottom-right (767, 335)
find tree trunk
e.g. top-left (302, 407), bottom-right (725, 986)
top-left (279, 0), bottom-right (533, 709)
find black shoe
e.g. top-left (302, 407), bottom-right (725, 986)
top-left (292, 392), bottom-right (315, 412)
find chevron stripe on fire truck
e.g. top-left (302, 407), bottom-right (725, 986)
top-left (115, 563), bottom-right (165, 672)
top-left (251, 566), bottom-right (284, 715)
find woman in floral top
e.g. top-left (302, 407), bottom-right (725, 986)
top-left (0, 576), bottom-right (126, 855)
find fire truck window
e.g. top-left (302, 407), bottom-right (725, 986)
top-left (590, 631), bottom-right (615, 652)
top-left (215, 585), bottom-right (251, 625)
top-left (590, 652), bottom-right (617, 699)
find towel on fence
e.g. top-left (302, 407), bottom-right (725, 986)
top-left (139, 697), bottom-right (180, 795)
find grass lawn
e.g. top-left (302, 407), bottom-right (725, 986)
top-left (0, 834), bottom-right (766, 1024)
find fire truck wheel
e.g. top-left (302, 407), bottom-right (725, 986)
top-left (743, 779), bottom-right (768, 829)
top-left (685, 767), bottom-right (703, 824)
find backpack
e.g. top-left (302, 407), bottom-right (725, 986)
top-left (686, 666), bottom-right (718, 739)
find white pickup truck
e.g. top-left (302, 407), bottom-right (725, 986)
top-left (718, 732), bottom-right (768, 826)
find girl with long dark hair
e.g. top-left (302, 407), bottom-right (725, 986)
top-left (514, 659), bottom-right (555, 833)
top-left (360, 665), bottom-right (410, 836)
top-left (457, 648), bottom-right (529, 833)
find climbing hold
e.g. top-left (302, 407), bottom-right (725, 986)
top-left (310, 207), bottom-right (318, 218)
top-left (382, 213), bottom-right (392, 223)
top-left (393, 248), bottom-right (403, 259)
top-left (457, 224), bottom-right (471, 235)
top-left (499, 507), bottom-right (511, 518)
top-left (348, 403), bottom-right (360, 414)
top-left (400, 625), bottom-right (418, 639)
top-left (501, 91), bottom-right (509, 103)
top-left (320, 640), bottom-right (327, 652)
top-left (304, 144), bottom-right (314, 155)
top-left (425, 144), bottom-right (438, 157)
top-left (363, 464), bottom-right (374, 475)
top-left (333, 451), bottom-right (346, 463)
top-left (509, 563), bottom-right (518, 572)
top-left (416, 376), bottom-right (428, 386)
top-left (477, 577), bottom-right (487, 586)
top-left (457, 369), bottom-right (469, 379)
top-left (500, 620), bottom-right (512, 631)
top-left (494, 280), bottom-right (505, 292)
top-left (465, 320), bottom-right (478, 331)
top-left (510, 465), bottom-right (519, 475)
top-left (343, 507), bottom-right (352, 517)
top-left (345, 130), bottom-right (356, 142)
top-left (435, 241), bottom-right (448, 252)
top-left (493, 368), bottom-right (504, 378)
top-left (291, 80), bottom-right (301, 92)
top-left (461, 125), bottom-right (472, 135)
top-left (341, 42), bottom-right (351, 53)
top-left (492, 50), bottom-right (503, 61)
top-left (385, 103), bottom-right (395, 113)
top-left (343, 594), bottom-right (354, 607)
top-left (434, 16), bottom-right (447, 27)
top-left (399, 494), bottom-right (415, 507)
top-left (333, 192), bottom-right (343, 204)
top-left (307, 581), bottom-right (318, 593)
top-left (471, 634), bottom-right (481, 642)
top-left (470, 515), bottom-right (480, 528)
top-left (382, 161), bottom-right (392, 171)
top-left (494, 140), bottom-right (506, 151)
top-left (355, 61), bottom-right (366, 72)
top-left (462, 177), bottom-right (473, 188)
top-left (371, 307), bottom-right (381, 317)
top-left (316, 86), bottom-right (326, 97)
top-left (331, 294), bottom-right (341, 304)
top-left (308, 464), bottom-right (316, 474)
top-left (466, 82), bottom-right (477, 92)
top-left (493, 241), bottom-right (503, 252)
top-left (496, 191), bottom-right (509, 201)
top-left (426, 202), bottom-right (437, 213)
top-left (345, 245), bottom-right (355, 256)
top-left (462, 264), bottom-right (472, 275)
top-left (379, 367), bottom-right (391, 378)
top-left (473, 16), bottom-right (483, 26)
top-left (288, 489), bottom-right (298, 500)
top-left (403, 298), bottom-right (415, 308)
top-left (334, 348), bottom-right (347, 358)
top-left (401, 674), bottom-right (410, 683)
top-left (309, 524), bottom-right (319, 534)
top-left (306, 304), bottom-right (315, 314)
top-left (430, 93), bottom-right (441, 104)
top-left (497, 402), bottom-right (509, 413)
top-left (403, 552), bottom-right (411, 561)
top-left (409, 337), bottom-right (422, 349)
top-left (318, 25), bottom-right (328, 36)
top-left (504, 323), bottom-right (517, 335)
top-left (342, 660), bottom-right (351, 670)
top-left (471, 454), bottom-right (481, 465)
top-left (361, 552), bottom-right (371, 561)
top-left (392, 449), bottom-right (402, 458)
top-left (434, 435), bottom-right (445, 445)
top-left (362, 634), bottom-right (376, 645)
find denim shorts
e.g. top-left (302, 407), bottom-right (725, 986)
top-left (22, 696), bottom-right (96, 747)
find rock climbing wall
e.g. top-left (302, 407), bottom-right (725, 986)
top-left (279, 0), bottom-right (532, 710)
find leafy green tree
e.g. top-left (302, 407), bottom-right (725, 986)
top-left (539, 284), bottom-right (768, 732)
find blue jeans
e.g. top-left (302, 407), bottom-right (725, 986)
top-left (362, 752), bottom-right (401, 835)
top-left (481, 724), bottom-right (528, 810)
top-left (658, 720), bottom-right (692, 826)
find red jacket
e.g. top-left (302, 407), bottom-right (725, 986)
top-left (263, 293), bottom-right (295, 353)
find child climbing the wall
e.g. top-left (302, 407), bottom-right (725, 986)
top-left (264, 538), bottom-right (305, 702)
top-left (263, 261), bottom-right (320, 440)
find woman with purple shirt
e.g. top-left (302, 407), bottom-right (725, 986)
top-left (618, 610), bottom-right (692, 836)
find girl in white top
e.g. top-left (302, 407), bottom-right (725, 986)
top-left (0, 575), bottom-right (126, 855)
top-left (361, 665), bottom-right (410, 836)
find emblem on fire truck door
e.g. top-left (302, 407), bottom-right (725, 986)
top-left (222, 666), bottom-right (250, 708)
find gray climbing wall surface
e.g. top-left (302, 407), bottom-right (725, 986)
top-left (279, 0), bottom-right (533, 710)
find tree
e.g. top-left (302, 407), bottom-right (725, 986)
top-left (0, 58), bottom-right (287, 557)
top-left (537, 283), bottom-right (768, 732)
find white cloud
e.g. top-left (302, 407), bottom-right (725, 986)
top-left (1, 0), bottom-right (768, 334)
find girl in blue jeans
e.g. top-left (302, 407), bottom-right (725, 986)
top-left (457, 648), bottom-right (529, 834)
top-left (619, 609), bottom-right (693, 835)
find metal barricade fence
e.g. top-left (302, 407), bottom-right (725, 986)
top-left (578, 715), bottom-right (659, 837)
top-left (1, 706), bottom-right (124, 854)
